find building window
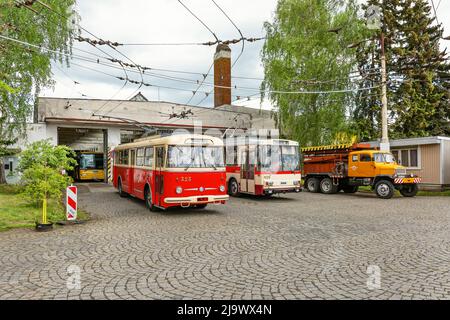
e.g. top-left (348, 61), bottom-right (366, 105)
top-left (392, 148), bottom-right (419, 168)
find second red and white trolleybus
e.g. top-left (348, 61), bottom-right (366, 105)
top-left (225, 137), bottom-right (302, 196)
top-left (113, 134), bottom-right (229, 210)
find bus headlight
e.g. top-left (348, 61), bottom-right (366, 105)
top-left (176, 186), bottom-right (183, 194)
top-left (293, 180), bottom-right (300, 186)
top-left (219, 185), bottom-right (225, 192)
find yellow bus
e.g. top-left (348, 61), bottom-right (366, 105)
top-left (74, 151), bottom-right (105, 181)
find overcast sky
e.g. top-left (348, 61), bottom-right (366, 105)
top-left (41, 0), bottom-right (450, 110)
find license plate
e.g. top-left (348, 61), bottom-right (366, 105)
top-left (402, 178), bottom-right (415, 183)
top-left (280, 182), bottom-right (286, 185)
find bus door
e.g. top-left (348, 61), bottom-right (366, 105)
top-left (240, 145), bottom-right (256, 193)
top-left (154, 146), bottom-right (165, 206)
top-left (129, 149), bottom-right (136, 194)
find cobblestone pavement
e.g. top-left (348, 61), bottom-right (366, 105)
top-left (0, 183), bottom-right (449, 300)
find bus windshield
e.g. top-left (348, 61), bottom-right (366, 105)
top-left (167, 146), bottom-right (224, 168)
top-left (79, 153), bottom-right (104, 169)
top-left (374, 153), bottom-right (396, 163)
top-left (258, 145), bottom-right (300, 172)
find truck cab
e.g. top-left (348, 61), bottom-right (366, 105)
top-left (349, 150), bottom-right (403, 178)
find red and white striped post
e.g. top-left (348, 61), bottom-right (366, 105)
top-left (66, 185), bottom-right (77, 221)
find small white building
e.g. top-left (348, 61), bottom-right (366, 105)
top-left (368, 136), bottom-right (450, 190)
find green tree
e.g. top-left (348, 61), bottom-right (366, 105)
top-left (0, 0), bottom-right (77, 183)
top-left (391, 0), bottom-right (450, 137)
top-left (261, 0), bottom-right (366, 146)
top-left (19, 140), bottom-right (76, 222)
top-left (353, 0), bottom-right (450, 140)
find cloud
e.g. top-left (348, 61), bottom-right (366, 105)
top-left (42, 0), bottom-right (276, 110)
top-left (41, 0), bottom-right (450, 111)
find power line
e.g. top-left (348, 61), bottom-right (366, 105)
top-left (185, 62), bottom-right (214, 105)
top-left (430, 0), bottom-right (439, 25)
top-left (12, 0), bottom-right (131, 112)
top-left (2, 34), bottom-right (382, 98)
top-left (28, 0), bottom-right (144, 115)
top-left (177, 0), bottom-right (219, 43)
top-left (211, 0), bottom-right (245, 68)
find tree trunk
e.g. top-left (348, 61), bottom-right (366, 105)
top-left (33, 87), bottom-right (41, 123)
top-left (0, 158), bottom-right (6, 184)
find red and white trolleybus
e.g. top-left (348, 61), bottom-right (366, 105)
top-left (225, 137), bottom-right (302, 196)
top-left (113, 134), bottom-right (229, 210)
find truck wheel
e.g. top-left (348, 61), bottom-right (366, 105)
top-left (320, 178), bottom-right (339, 194)
top-left (399, 184), bottom-right (418, 197)
top-left (374, 180), bottom-right (395, 199)
top-left (228, 179), bottom-right (239, 197)
top-left (306, 178), bottom-right (320, 193)
top-left (343, 185), bottom-right (359, 193)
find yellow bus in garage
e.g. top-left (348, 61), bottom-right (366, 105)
top-left (74, 151), bottom-right (105, 181)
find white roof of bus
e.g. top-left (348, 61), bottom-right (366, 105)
top-left (228, 138), bottom-right (299, 146)
top-left (114, 134), bottom-right (224, 150)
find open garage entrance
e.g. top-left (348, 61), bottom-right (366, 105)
top-left (57, 127), bottom-right (108, 183)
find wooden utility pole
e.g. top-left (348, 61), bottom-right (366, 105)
top-left (379, 32), bottom-right (390, 151)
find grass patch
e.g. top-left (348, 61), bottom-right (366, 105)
top-left (0, 185), bottom-right (88, 232)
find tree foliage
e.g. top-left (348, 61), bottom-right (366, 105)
top-left (0, 0), bottom-right (77, 182)
top-left (261, 0), bottom-right (366, 146)
top-left (19, 139), bottom-right (76, 203)
top-left (353, 0), bottom-right (450, 140)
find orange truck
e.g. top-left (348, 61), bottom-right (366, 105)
top-left (301, 143), bottom-right (421, 199)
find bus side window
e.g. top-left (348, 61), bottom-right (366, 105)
top-left (156, 147), bottom-right (165, 168)
top-left (122, 150), bottom-right (129, 165)
top-left (226, 145), bottom-right (236, 166)
top-left (136, 148), bottom-right (144, 166)
top-left (130, 149), bottom-right (136, 166)
top-left (144, 147), bottom-right (154, 167)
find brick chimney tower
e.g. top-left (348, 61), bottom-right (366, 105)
top-left (214, 43), bottom-right (231, 107)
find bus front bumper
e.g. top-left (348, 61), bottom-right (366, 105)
top-left (164, 194), bottom-right (229, 205)
top-left (263, 186), bottom-right (302, 194)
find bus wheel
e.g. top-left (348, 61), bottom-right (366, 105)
top-left (306, 178), bottom-right (320, 193)
top-left (320, 178), bottom-right (338, 194)
top-left (195, 204), bottom-right (208, 209)
top-left (118, 179), bottom-right (127, 198)
top-left (399, 184), bottom-right (418, 197)
top-left (343, 185), bottom-right (359, 193)
top-left (144, 187), bottom-right (158, 211)
top-left (228, 179), bottom-right (239, 197)
top-left (375, 180), bottom-right (395, 199)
